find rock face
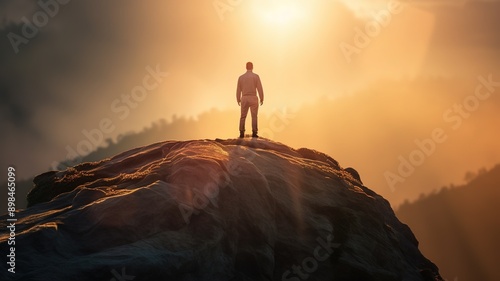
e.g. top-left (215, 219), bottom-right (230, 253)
top-left (0, 139), bottom-right (442, 281)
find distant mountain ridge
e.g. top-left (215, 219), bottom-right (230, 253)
top-left (396, 164), bottom-right (500, 281)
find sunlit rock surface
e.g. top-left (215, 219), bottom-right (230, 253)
top-left (0, 139), bottom-right (442, 281)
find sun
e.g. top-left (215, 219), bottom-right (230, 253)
top-left (252, 0), bottom-right (308, 27)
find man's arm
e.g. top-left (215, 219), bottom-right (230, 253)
top-left (236, 77), bottom-right (242, 105)
top-left (256, 75), bottom-right (264, 105)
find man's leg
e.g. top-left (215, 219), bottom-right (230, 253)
top-left (239, 97), bottom-right (250, 136)
top-left (249, 96), bottom-right (259, 137)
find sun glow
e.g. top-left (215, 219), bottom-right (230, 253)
top-left (253, 0), bottom-right (308, 27)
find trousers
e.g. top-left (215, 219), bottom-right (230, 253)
top-left (239, 95), bottom-right (259, 132)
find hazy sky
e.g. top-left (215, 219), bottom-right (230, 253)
top-left (1, 0), bottom-right (499, 206)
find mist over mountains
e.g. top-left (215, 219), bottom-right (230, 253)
top-left (1, 2), bottom-right (499, 278)
top-left (396, 164), bottom-right (500, 281)
top-left (2, 75), bottom-right (500, 212)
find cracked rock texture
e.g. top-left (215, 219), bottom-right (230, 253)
top-left (0, 139), bottom-right (442, 281)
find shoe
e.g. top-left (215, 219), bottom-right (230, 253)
top-left (252, 133), bottom-right (259, 138)
top-left (239, 131), bottom-right (245, 138)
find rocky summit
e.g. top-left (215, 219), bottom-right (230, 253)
top-left (0, 139), bottom-right (442, 281)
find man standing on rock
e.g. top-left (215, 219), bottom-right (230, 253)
top-left (236, 62), bottom-right (264, 138)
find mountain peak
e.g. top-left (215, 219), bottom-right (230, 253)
top-left (2, 139), bottom-right (442, 280)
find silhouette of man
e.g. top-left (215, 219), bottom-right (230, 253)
top-left (236, 62), bottom-right (264, 138)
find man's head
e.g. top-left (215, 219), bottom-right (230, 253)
top-left (246, 62), bottom-right (253, 70)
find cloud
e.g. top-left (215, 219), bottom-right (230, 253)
top-left (426, 1), bottom-right (500, 48)
top-left (0, 0), bottom-right (36, 26)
